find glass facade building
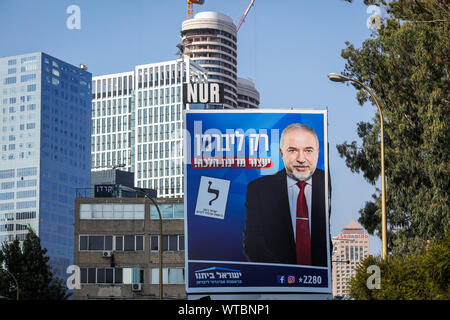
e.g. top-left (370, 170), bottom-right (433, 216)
top-left (0, 52), bottom-right (91, 278)
top-left (91, 58), bottom-right (207, 198)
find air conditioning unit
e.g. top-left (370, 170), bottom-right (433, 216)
top-left (102, 251), bottom-right (113, 258)
top-left (132, 283), bottom-right (142, 292)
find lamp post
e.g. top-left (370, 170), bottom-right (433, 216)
top-left (120, 186), bottom-right (164, 299)
top-left (0, 267), bottom-right (19, 300)
top-left (328, 73), bottom-right (387, 260)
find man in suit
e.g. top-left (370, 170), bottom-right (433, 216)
top-left (243, 123), bottom-right (328, 267)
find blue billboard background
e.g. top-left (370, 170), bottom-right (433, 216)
top-left (184, 110), bottom-right (330, 293)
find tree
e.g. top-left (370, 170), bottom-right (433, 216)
top-left (338, 0), bottom-right (449, 255)
top-left (349, 234), bottom-right (450, 299)
top-left (0, 229), bottom-right (70, 300)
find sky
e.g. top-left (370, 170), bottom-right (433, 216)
top-left (0, 0), bottom-right (382, 254)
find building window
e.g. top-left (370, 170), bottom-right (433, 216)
top-left (79, 235), bottom-right (142, 251)
top-left (150, 203), bottom-right (184, 219)
top-left (124, 235), bottom-right (135, 251)
top-left (4, 77), bottom-right (16, 85)
top-left (80, 267), bottom-right (123, 284)
top-left (0, 181), bottom-right (15, 190)
top-left (16, 189), bottom-right (36, 199)
top-left (17, 167), bottom-right (37, 177)
top-left (0, 169), bottom-right (15, 179)
top-left (79, 203), bottom-right (145, 220)
top-left (20, 74), bottom-right (36, 82)
top-left (150, 235), bottom-right (184, 252)
top-left (151, 267), bottom-right (184, 284)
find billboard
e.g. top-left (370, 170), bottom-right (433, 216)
top-left (184, 109), bottom-right (331, 294)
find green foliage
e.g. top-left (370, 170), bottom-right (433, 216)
top-left (349, 233), bottom-right (450, 299)
top-left (338, 0), bottom-right (450, 255)
top-left (0, 229), bottom-right (70, 300)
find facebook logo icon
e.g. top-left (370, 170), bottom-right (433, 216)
top-left (277, 275), bottom-right (286, 284)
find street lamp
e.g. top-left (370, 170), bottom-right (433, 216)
top-left (328, 72), bottom-right (387, 260)
top-left (120, 186), bottom-right (164, 300)
top-left (0, 267), bottom-right (19, 300)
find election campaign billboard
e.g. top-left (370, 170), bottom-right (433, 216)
top-left (184, 109), bottom-right (331, 294)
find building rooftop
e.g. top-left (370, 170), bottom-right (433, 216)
top-left (194, 11), bottom-right (234, 24)
top-left (342, 219), bottom-right (364, 234)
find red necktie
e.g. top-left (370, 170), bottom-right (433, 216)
top-left (296, 181), bottom-right (311, 265)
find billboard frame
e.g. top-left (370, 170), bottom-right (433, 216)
top-left (183, 108), bottom-right (331, 295)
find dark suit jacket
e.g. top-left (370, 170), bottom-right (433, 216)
top-left (243, 169), bottom-right (328, 266)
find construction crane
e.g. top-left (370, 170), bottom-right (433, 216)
top-left (236, 0), bottom-right (255, 32)
top-left (187, 0), bottom-right (205, 19)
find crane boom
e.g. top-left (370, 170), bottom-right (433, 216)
top-left (236, 0), bottom-right (255, 32)
top-left (187, 0), bottom-right (205, 19)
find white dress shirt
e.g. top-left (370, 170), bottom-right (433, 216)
top-left (286, 174), bottom-right (312, 242)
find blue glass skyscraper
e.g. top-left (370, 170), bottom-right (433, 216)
top-left (0, 52), bottom-right (91, 279)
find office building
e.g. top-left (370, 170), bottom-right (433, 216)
top-left (91, 58), bottom-right (207, 198)
top-left (0, 52), bottom-right (91, 277)
top-left (331, 219), bottom-right (370, 298)
top-left (73, 196), bottom-right (185, 300)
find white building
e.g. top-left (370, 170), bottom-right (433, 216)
top-left (181, 11), bottom-right (239, 109)
top-left (91, 58), bottom-right (207, 198)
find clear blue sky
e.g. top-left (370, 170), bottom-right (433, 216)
top-left (0, 0), bottom-right (382, 254)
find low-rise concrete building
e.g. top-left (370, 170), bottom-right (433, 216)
top-left (73, 196), bottom-right (185, 300)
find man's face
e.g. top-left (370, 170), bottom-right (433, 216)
top-left (280, 128), bottom-right (319, 181)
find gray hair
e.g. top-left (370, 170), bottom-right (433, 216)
top-left (280, 123), bottom-right (319, 151)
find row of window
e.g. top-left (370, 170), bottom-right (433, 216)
top-left (2, 73), bottom-right (36, 85)
top-left (136, 88), bottom-right (182, 107)
top-left (136, 68), bottom-right (185, 89)
top-left (2, 105), bottom-right (37, 115)
top-left (92, 98), bottom-right (129, 117)
top-left (1, 151), bottom-right (36, 161)
top-left (136, 159), bottom-right (184, 179)
top-left (92, 132), bottom-right (132, 151)
top-left (0, 223), bottom-right (30, 232)
top-left (136, 184), bottom-right (183, 196)
top-left (79, 203), bottom-right (183, 220)
top-left (79, 235), bottom-right (144, 251)
top-left (136, 122), bottom-right (183, 144)
top-left (92, 150), bottom-right (129, 169)
top-left (7, 56), bottom-right (37, 66)
top-left (91, 106), bottom-right (183, 136)
top-left (0, 167), bottom-right (37, 179)
top-left (182, 28), bottom-right (237, 44)
top-left (0, 189), bottom-right (36, 200)
top-left (80, 267), bottom-right (184, 285)
top-left (79, 234), bottom-right (184, 252)
top-left (136, 104), bottom-right (183, 124)
top-left (7, 63), bottom-right (38, 74)
top-left (92, 116), bottom-right (129, 134)
top-left (0, 179), bottom-right (36, 190)
top-left (0, 201), bottom-right (37, 211)
top-left (1, 142), bottom-right (35, 152)
top-left (93, 75), bottom-right (133, 98)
